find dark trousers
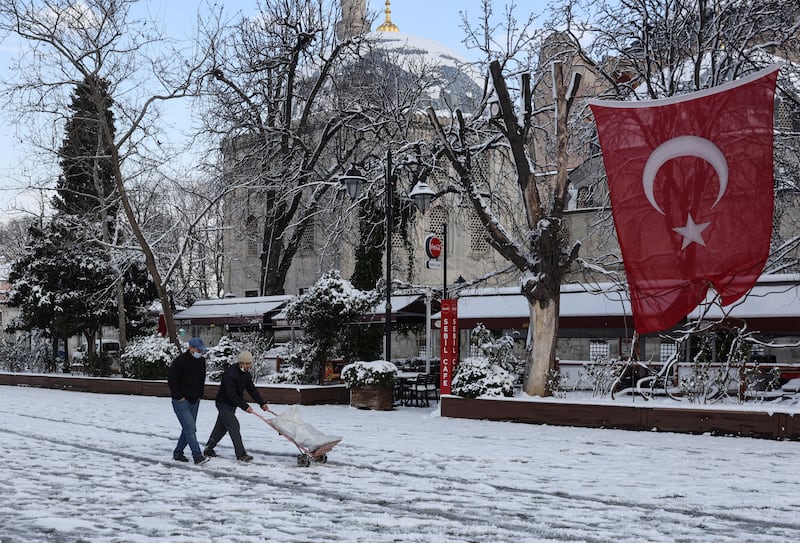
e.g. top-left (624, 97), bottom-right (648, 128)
top-left (206, 402), bottom-right (247, 458)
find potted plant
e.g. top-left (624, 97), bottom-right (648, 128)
top-left (341, 360), bottom-right (397, 410)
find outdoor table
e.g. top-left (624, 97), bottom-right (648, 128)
top-left (395, 372), bottom-right (421, 405)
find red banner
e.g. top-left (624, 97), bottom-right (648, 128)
top-left (589, 67), bottom-right (779, 334)
top-left (439, 299), bottom-right (459, 395)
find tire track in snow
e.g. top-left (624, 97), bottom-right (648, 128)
top-left (3, 410), bottom-right (799, 541)
top-left (2, 424), bottom-right (591, 542)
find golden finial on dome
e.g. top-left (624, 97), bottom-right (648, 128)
top-left (376, 0), bottom-right (400, 32)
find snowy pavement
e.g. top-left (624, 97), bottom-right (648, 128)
top-left (1, 385), bottom-right (799, 542)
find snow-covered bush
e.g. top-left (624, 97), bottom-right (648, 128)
top-left (280, 270), bottom-right (378, 383)
top-left (197, 334), bottom-right (282, 383)
top-left (451, 356), bottom-right (515, 398)
top-left (470, 324), bottom-right (524, 379)
top-left (120, 335), bottom-right (180, 380)
top-left (340, 360), bottom-right (397, 389)
top-left (204, 336), bottom-right (243, 381)
top-left (266, 343), bottom-right (313, 384)
top-left (583, 357), bottom-right (627, 397)
top-left (0, 333), bottom-right (53, 373)
top-left (450, 324), bottom-right (520, 398)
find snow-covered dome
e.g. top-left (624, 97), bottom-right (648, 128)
top-left (341, 1), bottom-right (483, 113)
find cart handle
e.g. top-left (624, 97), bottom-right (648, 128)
top-left (251, 409), bottom-right (278, 424)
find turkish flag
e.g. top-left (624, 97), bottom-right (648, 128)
top-left (589, 66), bottom-right (779, 334)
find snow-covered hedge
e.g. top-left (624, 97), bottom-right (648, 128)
top-left (120, 335), bottom-right (180, 380)
top-left (340, 360), bottom-right (397, 389)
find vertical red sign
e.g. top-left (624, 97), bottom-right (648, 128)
top-left (439, 299), bottom-right (458, 395)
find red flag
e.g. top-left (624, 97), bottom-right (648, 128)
top-left (589, 67), bottom-right (779, 334)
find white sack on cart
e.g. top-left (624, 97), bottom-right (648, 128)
top-left (268, 405), bottom-right (341, 452)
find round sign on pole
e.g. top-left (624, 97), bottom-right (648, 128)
top-left (425, 234), bottom-right (442, 259)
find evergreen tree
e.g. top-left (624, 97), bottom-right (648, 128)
top-left (8, 219), bottom-right (116, 345)
top-left (53, 75), bottom-right (117, 218)
top-left (6, 76), bottom-right (157, 367)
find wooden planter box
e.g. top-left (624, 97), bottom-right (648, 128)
top-left (350, 386), bottom-right (393, 410)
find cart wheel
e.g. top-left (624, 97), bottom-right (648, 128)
top-left (297, 455), bottom-right (311, 467)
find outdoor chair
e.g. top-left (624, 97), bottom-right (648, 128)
top-left (393, 379), bottom-right (410, 406)
top-left (408, 373), bottom-right (438, 407)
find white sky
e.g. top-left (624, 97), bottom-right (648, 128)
top-left (2, 384), bottom-right (800, 541)
top-left (0, 0), bottom-right (546, 221)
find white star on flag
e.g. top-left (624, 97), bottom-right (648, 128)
top-left (673, 214), bottom-right (710, 250)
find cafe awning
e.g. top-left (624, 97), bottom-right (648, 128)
top-left (174, 295), bottom-right (293, 326)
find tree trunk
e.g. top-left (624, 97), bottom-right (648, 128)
top-left (116, 277), bottom-right (127, 350)
top-left (83, 330), bottom-right (96, 357)
top-left (525, 296), bottom-right (559, 397)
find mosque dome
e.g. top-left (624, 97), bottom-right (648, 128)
top-left (356, 1), bottom-right (483, 113)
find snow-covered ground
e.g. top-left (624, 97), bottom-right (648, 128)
top-left (2, 385), bottom-right (799, 542)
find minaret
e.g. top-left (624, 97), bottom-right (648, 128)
top-left (336, 0), bottom-right (368, 40)
top-left (376, 0), bottom-right (400, 32)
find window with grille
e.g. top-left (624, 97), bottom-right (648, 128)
top-left (776, 97), bottom-right (800, 132)
top-left (429, 206), bottom-right (446, 235)
top-left (660, 341), bottom-right (677, 363)
top-left (576, 186), bottom-right (594, 208)
top-left (474, 154), bottom-right (490, 184)
top-left (469, 210), bottom-right (488, 253)
top-left (589, 339), bottom-right (610, 361)
top-left (245, 215), bottom-right (259, 257)
top-left (391, 231), bottom-right (404, 250)
top-left (299, 219), bottom-right (315, 252)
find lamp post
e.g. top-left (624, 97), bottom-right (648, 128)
top-left (410, 181), bottom-right (462, 394)
top-left (409, 180), bottom-right (446, 297)
top-left (409, 179), bottom-right (444, 376)
top-left (340, 150), bottom-right (396, 362)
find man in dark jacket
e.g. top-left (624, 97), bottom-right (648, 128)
top-left (203, 351), bottom-right (269, 462)
top-left (167, 337), bottom-right (209, 465)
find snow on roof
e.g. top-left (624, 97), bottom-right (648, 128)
top-left (271, 294), bottom-right (429, 327)
top-left (444, 275), bottom-right (800, 321)
top-left (367, 31), bottom-right (469, 67)
top-left (363, 30), bottom-right (484, 109)
top-left (174, 295), bottom-right (293, 320)
top-left (369, 294), bottom-right (426, 315)
top-left (450, 283), bottom-right (631, 320)
top-left (689, 281), bottom-right (800, 319)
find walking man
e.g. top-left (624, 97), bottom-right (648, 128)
top-left (204, 351), bottom-right (269, 463)
top-left (168, 337), bottom-right (209, 465)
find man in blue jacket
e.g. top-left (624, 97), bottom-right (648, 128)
top-left (203, 351), bottom-right (269, 462)
top-left (167, 337), bottom-right (209, 465)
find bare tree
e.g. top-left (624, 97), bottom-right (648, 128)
top-left (0, 0), bottom-right (225, 345)
top-left (197, 0), bottom-right (368, 295)
top-left (422, 3), bottom-right (598, 396)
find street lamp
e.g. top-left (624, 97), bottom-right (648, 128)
top-left (409, 180), bottom-right (449, 298)
top-left (340, 149), bottom-right (397, 362)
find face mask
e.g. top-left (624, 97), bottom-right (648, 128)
top-left (192, 352), bottom-right (203, 359)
